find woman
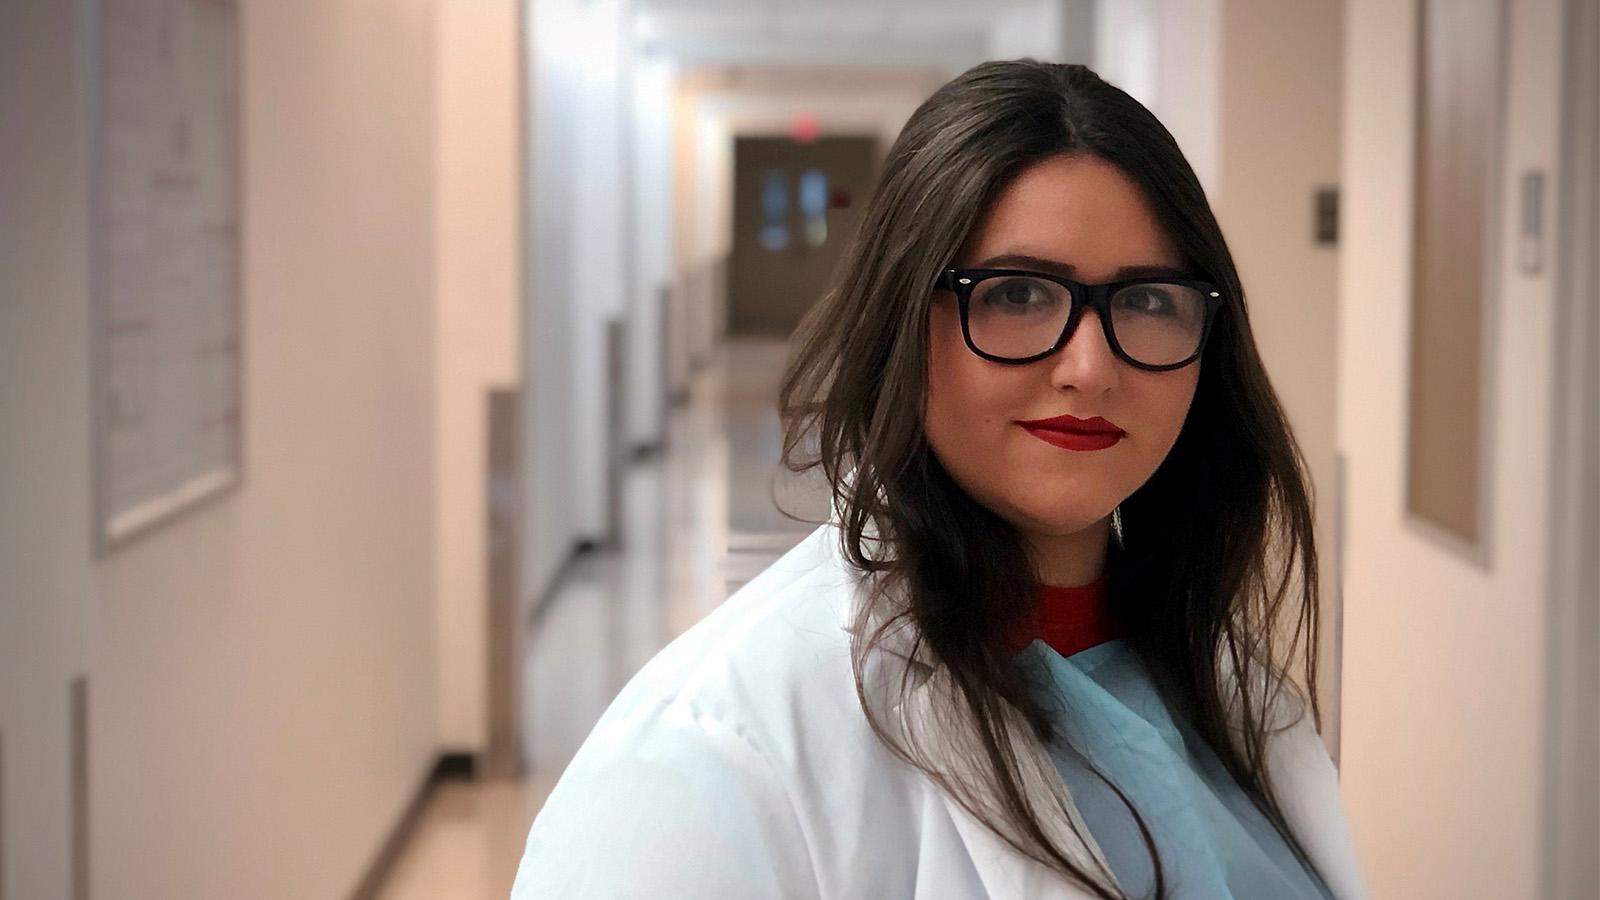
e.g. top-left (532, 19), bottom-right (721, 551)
top-left (511, 60), bottom-right (1365, 899)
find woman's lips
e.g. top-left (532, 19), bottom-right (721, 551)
top-left (1020, 426), bottom-right (1124, 451)
top-left (1015, 414), bottom-right (1126, 452)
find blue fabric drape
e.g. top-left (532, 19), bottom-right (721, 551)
top-left (1017, 638), bottom-right (1335, 900)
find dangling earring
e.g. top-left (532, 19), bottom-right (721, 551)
top-left (1110, 505), bottom-right (1125, 549)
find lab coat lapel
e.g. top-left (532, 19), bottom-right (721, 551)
top-left (858, 619), bottom-right (1113, 899)
top-left (937, 789), bottom-right (1104, 900)
top-left (906, 681), bottom-right (1111, 899)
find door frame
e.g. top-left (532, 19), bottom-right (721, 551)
top-left (1539, 0), bottom-right (1599, 893)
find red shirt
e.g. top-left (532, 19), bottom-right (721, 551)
top-left (1007, 572), bottom-right (1126, 658)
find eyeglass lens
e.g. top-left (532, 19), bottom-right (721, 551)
top-left (965, 275), bottom-right (1208, 366)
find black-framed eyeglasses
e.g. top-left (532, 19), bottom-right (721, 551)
top-left (934, 267), bottom-right (1226, 371)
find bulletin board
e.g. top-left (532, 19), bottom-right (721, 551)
top-left (90, 0), bottom-right (241, 553)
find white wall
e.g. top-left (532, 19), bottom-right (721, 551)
top-left (989, 0), bottom-right (1096, 63)
top-left (522, 0), bottom-right (577, 605)
top-left (433, 0), bottom-right (521, 755)
top-left (1093, 0), bottom-right (1158, 105)
top-left (690, 109), bottom-right (732, 366)
top-left (0, 2), bottom-right (94, 895)
top-left (522, 0), bottom-right (630, 609)
top-left (1092, 0), bottom-right (1221, 199)
top-left (1150, 0), bottom-right (1221, 199)
top-left (570, 0), bottom-right (630, 542)
top-left (1337, 0), bottom-right (1574, 894)
top-left (625, 55), bottom-right (677, 452)
top-left (85, 1), bottom-right (440, 896)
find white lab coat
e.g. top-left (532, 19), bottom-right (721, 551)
top-left (510, 521), bottom-right (1367, 899)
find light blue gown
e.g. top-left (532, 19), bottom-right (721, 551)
top-left (1015, 637), bottom-right (1335, 900)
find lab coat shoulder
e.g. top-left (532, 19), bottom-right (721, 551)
top-left (510, 523), bottom-right (939, 899)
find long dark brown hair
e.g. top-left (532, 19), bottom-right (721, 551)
top-left (778, 60), bottom-right (1324, 898)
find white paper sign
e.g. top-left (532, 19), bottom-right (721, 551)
top-left (92, 0), bottom-right (240, 551)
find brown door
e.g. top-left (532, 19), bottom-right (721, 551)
top-left (727, 135), bottom-right (878, 338)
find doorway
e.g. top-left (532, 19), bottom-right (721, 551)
top-left (727, 135), bottom-right (878, 338)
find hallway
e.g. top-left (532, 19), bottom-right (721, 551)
top-left (375, 338), bottom-right (829, 899)
top-left (2, 1), bottom-right (1594, 896)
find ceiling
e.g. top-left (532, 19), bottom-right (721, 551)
top-left (631, 0), bottom-right (1044, 72)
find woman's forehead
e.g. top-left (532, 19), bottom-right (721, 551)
top-left (960, 155), bottom-right (1181, 281)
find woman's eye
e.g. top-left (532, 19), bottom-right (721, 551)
top-left (1115, 286), bottom-right (1178, 316)
top-left (980, 278), bottom-right (1059, 313)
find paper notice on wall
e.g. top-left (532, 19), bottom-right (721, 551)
top-left (93, 0), bottom-right (240, 550)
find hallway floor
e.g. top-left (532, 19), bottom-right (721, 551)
top-left (376, 337), bottom-right (830, 898)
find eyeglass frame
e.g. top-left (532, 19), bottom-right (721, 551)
top-left (933, 267), bottom-right (1227, 372)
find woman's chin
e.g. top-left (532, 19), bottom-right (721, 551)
top-left (1003, 501), bottom-right (1111, 540)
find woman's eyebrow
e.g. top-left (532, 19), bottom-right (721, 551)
top-left (974, 252), bottom-right (1190, 281)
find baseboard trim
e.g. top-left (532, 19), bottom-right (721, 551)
top-left (526, 542), bottom-right (589, 631)
top-left (347, 751), bottom-right (480, 900)
top-left (433, 752), bottom-right (477, 780)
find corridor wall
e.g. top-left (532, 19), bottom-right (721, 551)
top-left (2, 1), bottom-right (444, 896)
top-left (0, 2), bottom-right (94, 895)
top-left (521, 0), bottom-right (630, 610)
top-left (85, 2), bottom-right (441, 896)
top-left (1337, 0), bottom-right (1580, 895)
top-left (434, 0), bottom-right (522, 759)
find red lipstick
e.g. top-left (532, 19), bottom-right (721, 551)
top-left (1015, 414), bottom-right (1126, 452)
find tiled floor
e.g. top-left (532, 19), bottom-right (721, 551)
top-left (376, 337), bottom-right (829, 899)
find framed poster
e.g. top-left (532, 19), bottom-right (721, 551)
top-left (89, 0), bottom-right (242, 553)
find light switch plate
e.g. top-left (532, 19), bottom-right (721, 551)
top-left (1520, 169), bottom-right (1545, 275)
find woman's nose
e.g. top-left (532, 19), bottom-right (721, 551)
top-left (1049, 308), bottom-right (1121, 395)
